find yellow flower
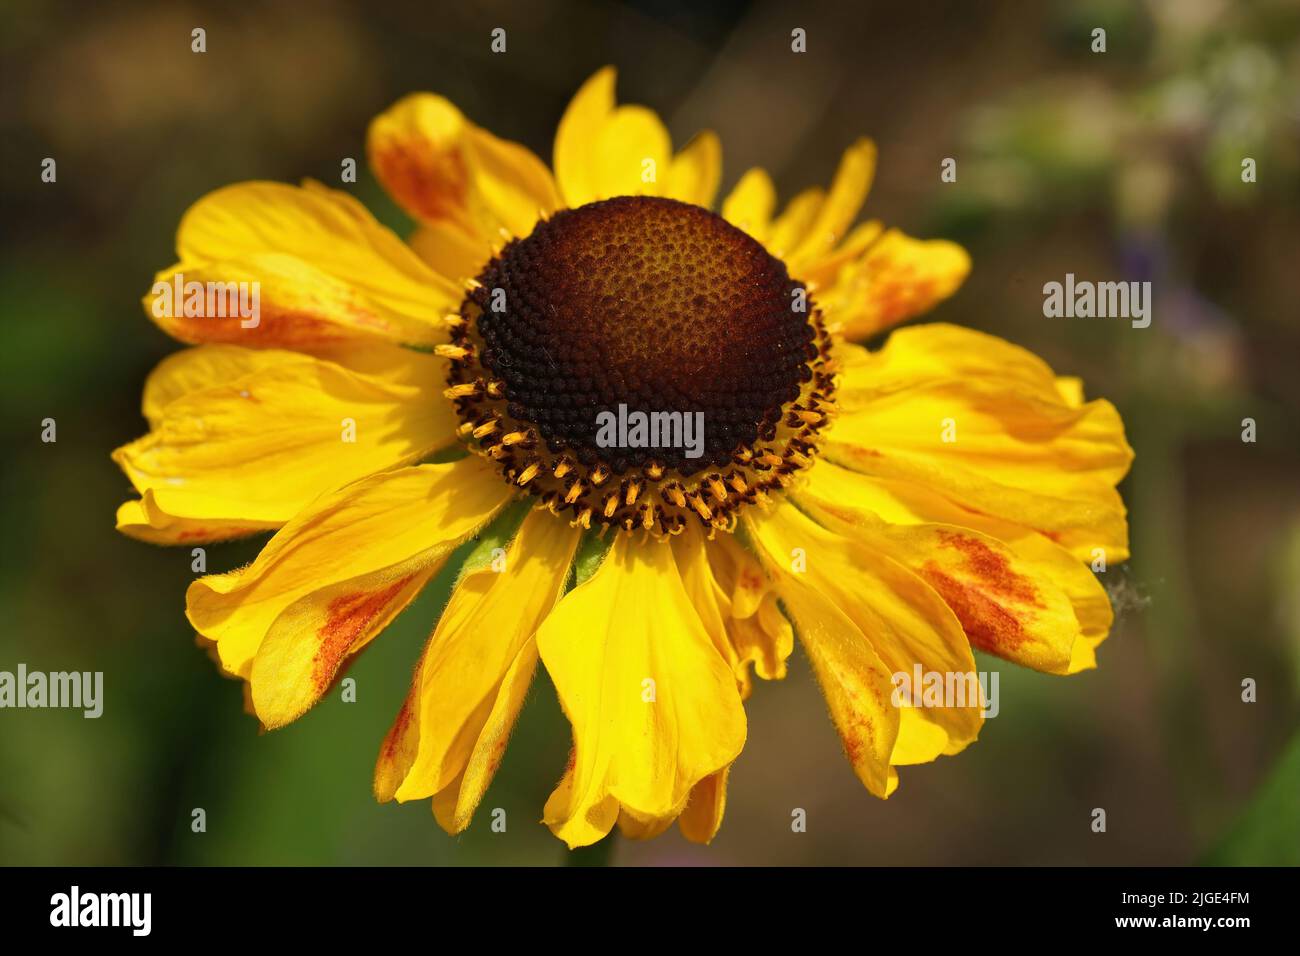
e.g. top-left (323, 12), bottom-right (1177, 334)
top-left (114, 67), bottom-right (1133, 849)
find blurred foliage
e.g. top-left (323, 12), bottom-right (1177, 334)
top-left (1205, 731), bottom-right (1300, 865)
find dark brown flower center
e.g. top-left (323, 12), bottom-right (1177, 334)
top-left (442, 195), bottom-right (835, 536)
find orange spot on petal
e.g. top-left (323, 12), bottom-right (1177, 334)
top-left (922, 564), bottom-right (1028, 655)
top-left (312, 575), bottom-right (415, 691)
top-left (374, 143), bottom-right (470, 223)
top-left (383, 700), bottom-right (414, 759)
top-left (936, 530), bottom-right (1041, 607)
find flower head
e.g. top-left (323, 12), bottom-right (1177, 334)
top-left (115, 68), bottom-right (1132, 848)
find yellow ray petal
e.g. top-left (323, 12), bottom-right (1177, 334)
top-left (368, 94), bottom-right (473, 227)
top-left (113, 348), bottom-right (456, 538)
top-left (721, 167), bottom-right (776, 242)
top-left (765, 187), bottom-right (824, 260)
top-left (314, 339), bottom-right (456, 386)
top-left (593, 105), bottom-right (671, 200)
top-left (796, 461), bottom-right (1085, 674)
top-left (406, 222), bottom-right (494, 286)
top-left (139, 344), bottom-right (310, 427)
top-left (430, 635), bottom-right (541, 834)
top-left (554, 67), bottom-right (618, 209)
top-left (728, 594), bottom-right (795, 685)
top-left (705, 532), bottom-right (794, 686)
top-left (799, 220), bottom-right (884, 292)
top-left (835, 322), bottom-right (1067, 410)
top-left (747, 531), bottom-right (901, 796)
top-left (554, 68), bottom-right (724, 210)
top-left (464, 124), bottom-right (563, 237)
top-left (243, 462), bottom-right (514, 727)
top-left (706, 530), bottom-right (767, 618)
top-left (146, 181), bottom-right (458, 350)
top-left (678, 767), bottom-right (730, 845)
top-left (745, 501), bottom-right (981, 773)
top-left (1055, 375), bottom-right (1086, 408)
top-left (672, 526), bottom-right (732, 623)
top-left (538, 535), bottom-right (746, 848)
top-left (788, 138), bottom-right (877, 268)
top-left (251, 566), bottom-right (437, 727)
top-left (818, 229), bottom-right (970, 340)
top-left (615, 807), bottom-right (679, 841)
top-left (800, 463), bottom-right (1115, 673)
top-left (665, 131), bottom-right (722, 209)
top-left (827, 325), bottom-right (1133, 560)
top-left (188, 457), bottom-right (509, 687)
top-left (367, 92), bottom-right (560, 253)
top-left (379, 509), bottom-right (580, 831)
top-left (669, 524), bottom-right (743, 694)
top-left (671, 525), bottom-right (795, 699)
top-left (825, 430), bottom-right (1131, 564)
top-left (115, 492), bottom-right (276, 545)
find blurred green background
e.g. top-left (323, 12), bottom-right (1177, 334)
top-left (1, 0), bottom-right (1298, 866)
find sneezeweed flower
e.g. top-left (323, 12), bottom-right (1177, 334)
top-left (114, 67), bottom-right (1133, 848)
